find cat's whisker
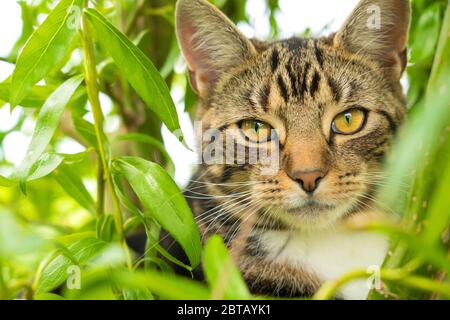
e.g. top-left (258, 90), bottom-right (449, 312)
top-left (222, 199), bottom-right (265, 244)
top-left (345, 190), bottom-right (399, 216)
top-left (197, 190), bottom-right (264, 226)
top-left (202, 191), bottom-right (271, 236)
top-left (195, 192), bottom-right (254, 224)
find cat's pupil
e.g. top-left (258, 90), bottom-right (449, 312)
top-left (344, 113), bottom-right (352, 126)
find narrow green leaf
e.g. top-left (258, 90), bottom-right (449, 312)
top-left (34, 293), bottom-right (66, 300)
top-left (36, 237), bottom-right (107, 294)
top-left (136, 256), bottom-right (174, 274)
top-left (53, 164), bottom-right (96, 214)
top-left (27, 153), bottom-right (64, 182)
top-left (96, 214), bottom-right (116, 242)
top-left (0, 175), bottom-right (15, 188)
top-left (84, 8), bottom-right (182, 135)
top-left (0, 82), bottom-right (55, 108)
top-left (10, 0), bottom-right (84, 106)
top-left (13, 75), bottom-right (83, 184)
top-left (72, 115), bottom-right (100, 149)
top-left (59, 148), bottom-right (93, 164)
top-left (112, 173), bottom-right (144, 218)
top-left (153, 243), bottom-right (192, 272)
top-left (112, 156), bottom-right (201, 268)
top-left (113, 270), bottom-right (210, 300)
top-left (203, 235), bottom-right (250, 299)
top-left (159, 37), bottom-right (180, 79)
top-left (122, 288), bottom-right (154, 300)
top-left (0, 211), bottom-right (48, 259)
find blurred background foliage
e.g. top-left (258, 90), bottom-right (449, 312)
top-left (0, 0), bottom-right (448, 300)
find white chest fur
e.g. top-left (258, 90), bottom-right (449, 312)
top-left (259, 227), bottom-right (388, 299)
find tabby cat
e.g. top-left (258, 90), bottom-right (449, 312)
top-left (175, 0), bottom-right (410, 299)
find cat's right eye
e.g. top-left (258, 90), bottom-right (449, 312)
top-left (239, 120), bottom-right (273, 143)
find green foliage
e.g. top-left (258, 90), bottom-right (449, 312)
top-left (203, 236), bottom-right (250, 299)
top-left (10, 0), bottom-right (84, 107)
top-left (0, 0), bottom-right (448, 301)
top-left (84, 8), bottom-right (182, 135)
top-left (13, 75), bottom-right (83, 191)
top-left (112, 156), bottom-right (201, 268)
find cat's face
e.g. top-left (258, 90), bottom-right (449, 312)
top-left (177, 0), bottom-right (410, 229)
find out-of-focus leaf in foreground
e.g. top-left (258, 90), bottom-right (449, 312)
top-left (203, 235), bottom-right (250, 299)
top-left (35, 236), bottom-right (107, 294)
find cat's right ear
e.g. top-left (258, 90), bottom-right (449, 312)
top-left (175, 0), bottom-right (256, 98)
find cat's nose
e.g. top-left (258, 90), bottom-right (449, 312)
top-left (292, 170), bottom-right (324, 194)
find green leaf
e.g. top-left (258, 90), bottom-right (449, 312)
top-left (53, 164), bottom-right (96, 214)
top-left (112, 173), bottom-right (144, 218)
top-left (59, 148), bottom-right (93, 164)
top-left (10, 0), bottom-right (84, 106)
top-left (83, 8), bottom-right (182, 135)
top-left (153, 242), bottom-right (192, 272)
top-left (410, 3), bottom-right (443, 64)
top-left (113, 270), bottom-right (210, 300)
top-left (33, 293), bottom-right (66, 300)
top-left (62, 268), bottom-right (116, 300)
top-left (13, 75), bottom-right (83, 185)
top-left (112, 156), bottom-right (201, 268)
top-left (0, 211), bottom-right (48, 259)
top-left (27, 153), bottom-right (64, 182)
top-left (35, 237), bottom-right (107, 294)
top-left (203, 235), bottom-right (250, 299)
top-left (185, 75), bottom-right (198, 115)
top-left (96, 214), bottom-right (116, 242)
top-left (159, 37), bottom-right (180, 79)
top-left (0, 175), bottom-right (15, 188)
top-left (0, 82), bottom-right (55, 108)
top-left (122, 288), bottom-right (154, 300)
top-left (71, 115), bottom-right (100, 149)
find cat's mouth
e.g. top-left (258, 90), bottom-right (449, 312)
top-left (286, 199), bottom-right (336, 214)
top-left (267, 198), bottom-right (352, 230)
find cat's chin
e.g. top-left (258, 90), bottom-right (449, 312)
top-left (267, 201), bottom-right (356, 231)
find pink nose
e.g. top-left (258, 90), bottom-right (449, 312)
top-left (290, 170), bottom-right (324, 194)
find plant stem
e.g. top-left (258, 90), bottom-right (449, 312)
top-left (313, 268), bottom-right (368, 300)
top-left (81, 8), bottom-right (124, 242)
top-left (313, 260), bottom-right (450, 300)
top-left (96, 163), bottom-right (105, 216)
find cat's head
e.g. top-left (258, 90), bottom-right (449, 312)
top-left (176, 0), bottom-right (410, 229)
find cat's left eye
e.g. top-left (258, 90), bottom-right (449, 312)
top-left (239, 120), bottom-right (273, 143)
top-left (332, 109), bottom-right (366, 135)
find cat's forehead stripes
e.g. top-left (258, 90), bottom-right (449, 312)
top-left (249, 40), bottom-right (345, 112)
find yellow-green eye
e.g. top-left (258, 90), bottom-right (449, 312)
top-left (240, 120), bottom-right (273, 143)
top-left (332, 109), bottom-right (366, 135)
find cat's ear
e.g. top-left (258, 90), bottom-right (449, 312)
top-left (176, 0), bottom-right (256, 98)
top-left (334, 0), bottom-right (411, 79)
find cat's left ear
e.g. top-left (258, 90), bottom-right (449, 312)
top-left (175, 0), bottom-right (256, 98)
top-left (334, 0), bottom-right (411, 79)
